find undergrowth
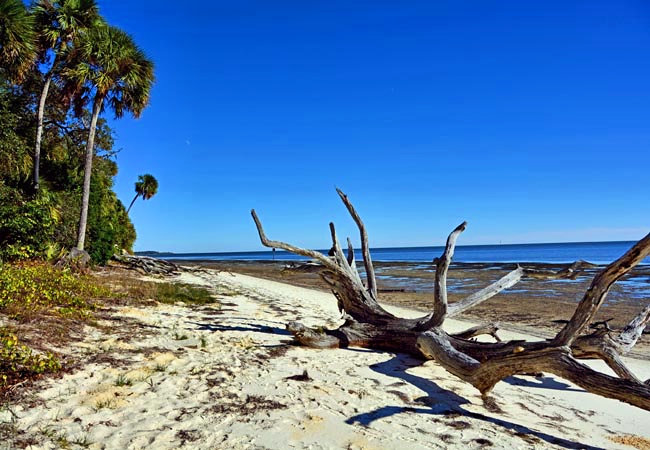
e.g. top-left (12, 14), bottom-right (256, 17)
top-left (0, 263), bottom-right (221, 393)
top-left (0, 327), bottom-right (60, 388)
top-left (99, 271), bottom-right (225, 306)
top-left (0, 262), bottom-right (110, 391)
top-left (0, 261), bottom-right (110, 321)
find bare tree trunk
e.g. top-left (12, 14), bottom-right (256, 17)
top-left (33, 59), bottom-right (57, 192)
top-left (76, 95), bottom-right (104, 251)
top-left (251, 189), bottom-right (650, 412)
top-left (126, 193), bottom-right (139, 214)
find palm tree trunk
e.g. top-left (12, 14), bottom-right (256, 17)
top-left (76, 94), bottom-right (104, 251)
top-left (126, 193), bottom-right (139, 214)
top-left (33, 55), bottom-right (58, 192)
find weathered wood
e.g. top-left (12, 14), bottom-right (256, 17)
top-left (415, 222), bottom-right (467, 330)
top-left (111, 253), bottom-right (180, 275)
top-left (417, 331), bottom-right (650, 409)
top-left (448, 262), bottom-right (591, 317)
top-left (252, 189), bottom-right (650, 412)
top-left (553, 233), bottom-right (650, 347)
top-left (336, 188), bottom-right (378, 299)
top-left (614, 304), bottom-right (650, 353)
top-left (451, 323), bottom-right (502, 342)
top-left (251, 209), bottom-right (337, 271)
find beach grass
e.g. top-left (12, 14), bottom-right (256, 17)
top-left (0, 262), bottom-right (220, 394)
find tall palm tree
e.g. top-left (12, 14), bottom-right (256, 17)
top-left (127, 174), bottom-right (158, 214)
top-left (0, 0), bottom-right (37, 81)
top-left (63, 24), bottom-right (154, 251)
top-left (31, 0), bottom-right (100, 191)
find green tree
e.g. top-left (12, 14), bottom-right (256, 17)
top-left (127, 173), bottom-right (158, 214)
top-left (63, 24), bottom-right (154, 252)
top-left (0, 75), bottom-right (34, 184)
top-left (31, 0), bottom-right (100, 191)
top-left (0, 0), bottom-right (36, 81)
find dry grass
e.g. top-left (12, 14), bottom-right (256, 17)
top-left (0, 264), bottom-right (221, 395)
top-left (609, 435), bottom-right (650, 450)
top-left (93, 268), bottom-right (227, 307)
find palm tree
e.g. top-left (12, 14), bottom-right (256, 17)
top-left (127, 174), bottom-right (158, 214)
top-left (0, 0), bottom-right (37, 81)
top-left (31, 0), bottom-right (100, 191)
top-left (63, 24), bottom-right (154, 251)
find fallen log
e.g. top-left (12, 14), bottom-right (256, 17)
top-left (251, 188), bottom-right (650, 411)
top-left (111, 253), bottom-right (180, 275)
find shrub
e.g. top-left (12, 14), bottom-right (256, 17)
top-left (0, 262), bottom-right (109, 320)
top-left (0, 185), bottom-right (59, 262)
top-left (86, 162), bottom-right (136, 265)
top-left (0, 327), bottom-right (60, 388)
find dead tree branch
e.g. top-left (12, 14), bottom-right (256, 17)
top-left (111, 254), bottom-right (180, 275)
top-left (251, 189), bottom-right (650, 412)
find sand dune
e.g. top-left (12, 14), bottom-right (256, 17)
top-left (2, 269), bottom-right (649, 449)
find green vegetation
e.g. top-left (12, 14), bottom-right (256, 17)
top-left (127, 173), bottom-right (159, 214)
top-left (0, 262), bottom-right (108, 390)
top-left (99, 270), bottom-right (223, 306)
top-left (0, 327), bottom-right (60, 387)
top-left (0, 261), bottom-right (107, 320)
top-left (154, 282), bottom-right (219, 305)
top-left (63, 23), bottom-right (154, 252)
top-left (0, 261), bottom-right (223, 392)
top-left (0, 0), bottom-right (155, 264)
top-left (0, 0), bottom-right (37, 81)
top-left (114, 374), bottom-right (132, 387)
top-left (0, 1), bottom-right (174, 402)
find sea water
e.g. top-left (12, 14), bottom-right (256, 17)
top-left (144, 241), bottom-right (649, 265)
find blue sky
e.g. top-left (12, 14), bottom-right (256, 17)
top-left (98, 1), bottom-right (650, 253)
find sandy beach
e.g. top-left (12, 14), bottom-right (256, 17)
top-left (1, 268), bottom-right (649, 449)
top-left (176, 260), bottom-right (650, 359)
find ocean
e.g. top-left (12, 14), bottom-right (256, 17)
top-left (143, 240), bottom-right (650, 265)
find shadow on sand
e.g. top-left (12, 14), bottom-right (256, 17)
top-left (345, 353), bottom-right (601, 450)
top-left (188, 319), bottom-right (291, 336)
top-left (187, 317), bottom-right (597, 448)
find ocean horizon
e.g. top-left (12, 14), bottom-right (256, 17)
top-left (138, 240), bottom-right (650, 265)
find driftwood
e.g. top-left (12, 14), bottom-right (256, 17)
top-left (111, 253), bottom-right (180, 275)
top-left (282, 261), bottom-right (324, 274)
top-left (251, 189), bottom-right (650, 411)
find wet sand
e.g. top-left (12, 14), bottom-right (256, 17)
top-left (174, 260), bottom-right (650, 358)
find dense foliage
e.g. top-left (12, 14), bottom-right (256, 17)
top-left (0, 0), bottom-right (154, 394)
top-left (0, 73), bottom-right (136, 264)
top-left (0, 0), bottom-right (153, 264)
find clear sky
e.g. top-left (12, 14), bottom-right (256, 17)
top-left (97, 1), bottom-right (650, 253)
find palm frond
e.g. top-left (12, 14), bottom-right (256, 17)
top-left (0, 0), bottom-right (37, 80)
top-left (62, 23), bottom-right (155, 119)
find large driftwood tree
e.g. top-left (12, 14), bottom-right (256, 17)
top-left (252, 189), bottom-right (650, 411)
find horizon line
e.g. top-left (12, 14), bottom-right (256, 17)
top-left (136, 238), bottom-right (640, 256)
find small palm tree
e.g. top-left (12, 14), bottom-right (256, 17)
top-left (63, 24), bottom-right (154, 251)
top-left (127, 174), bottom-right (158, 214)
top-left (31, 0), bottom-right (100, 191)
top-left (0, 0), bottom-right (37, 81)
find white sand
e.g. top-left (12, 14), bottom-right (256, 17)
top-left (2, 269), bottom-right (649, 449)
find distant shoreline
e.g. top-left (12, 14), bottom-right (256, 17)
top-left (139, 240), bottom-right (649, 265)
top-left (138, 239), bottom-right (639, 257)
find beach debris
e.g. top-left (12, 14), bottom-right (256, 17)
top-left (111, 253), bottom-right (180, 275)
top-left (282, 262), bottom-right (323, 273)
top-left (251, 188), bottom-right (650, 412)
top-left (285, 370), bottom-right (311, 382)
